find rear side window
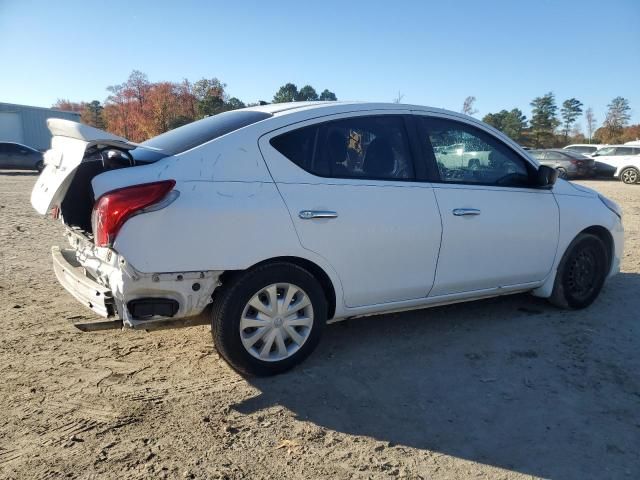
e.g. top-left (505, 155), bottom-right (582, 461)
top-left (616, 147), bottom-right (633, 155)
top-left (270, 116), bottom-right (415, 181)
top-left (141, 110), bottom-right (272, 156)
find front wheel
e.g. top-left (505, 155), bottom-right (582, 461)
top-left (211, 262), bottom-right (327, 376)
top-left (35, 161), bottom-right (44, 173)
top-left (620, 167), bottom-right (639, 184)
top-left (549, 233), bottom-right (608, 309)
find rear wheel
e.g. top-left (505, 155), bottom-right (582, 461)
top-left (211, 262), bottom-right (327, 376)
top-left (556, 167), bottom-right (568, 179)
top-left (549, 233), bottom-right (608, 309)
top-left (620, 167), bottom-right (639, 184)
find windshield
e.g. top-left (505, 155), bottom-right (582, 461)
top-left (139, 110), bottom-right (272, 157)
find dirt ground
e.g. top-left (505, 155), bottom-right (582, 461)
top-left (0, 173), bottom-right (638, 480)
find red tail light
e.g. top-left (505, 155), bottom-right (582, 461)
top-left (570, 159), bottom-right (583, 165)
top-left (91, 180), bottom-right (176, 247)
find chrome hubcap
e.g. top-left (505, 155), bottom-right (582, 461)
top-left (240, 283), bottom-right (314, 362)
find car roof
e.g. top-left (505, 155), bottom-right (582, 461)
top-left (599, 144), bottom-right (638, 148)
top-left (245, 100), bottom-right (464, 119)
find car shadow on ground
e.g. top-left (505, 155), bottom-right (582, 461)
top-left (234, 273), bottom-right (640, 479)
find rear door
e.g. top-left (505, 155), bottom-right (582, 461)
top-left (415, 114), bottom-right (559, 296)
top-left (259, 111), bottom-right (443, 308)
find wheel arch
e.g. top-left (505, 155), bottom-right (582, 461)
top-left (218, 256), bottom-right (337, 320)
top-left (533, 223), bottom-right (615, 299)
top-left (580, 225), bottom-right (614, 273)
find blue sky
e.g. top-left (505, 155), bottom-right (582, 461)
top-left (1, 0), bottom-right (639, 129)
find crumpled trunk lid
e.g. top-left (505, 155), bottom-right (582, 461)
top-left (31, 119), bottom-right (136, 215)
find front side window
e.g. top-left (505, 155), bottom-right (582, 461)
top-left (420, 117), bottom-right (532, 187)
top-left (270, 115), bottom-right (414, 180)
top-left (595, 147), bottom-right (615, 156)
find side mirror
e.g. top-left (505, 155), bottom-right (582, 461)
top-left (535, 165), bottom-right (558, 187)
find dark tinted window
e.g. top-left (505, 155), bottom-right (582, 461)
top-left (634, 148), bottom-right (640, 155)
top-left (616, 147), bottom-right (634, 155)
top-left (420, 117), bottom-right (532, 187)
top-left (140, 110), bottom-right (272, 156)
top-left (271, 116), bottom-right (415, 180)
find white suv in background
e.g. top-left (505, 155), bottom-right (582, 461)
top-left (591, 145), bottom-right (640, 177)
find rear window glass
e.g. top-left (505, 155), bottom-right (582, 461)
top-left (567, 146), bottom-right (597, 154)
top-left (139, 110), bottom-right (272, 157)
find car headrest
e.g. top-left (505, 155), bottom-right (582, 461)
top-left (363, 137), bottom-right (395, 177)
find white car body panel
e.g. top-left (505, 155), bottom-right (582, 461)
top-left (612, 157), bottom-right (640, 179)
top-left (429, 184), bottom-right (559, 296)
top-left (30, 102), bottom-right (624, 329)
top-left (272, 181), bottom-right (442, 307)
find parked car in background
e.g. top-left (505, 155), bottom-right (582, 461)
top-left (528, 149), bottom-right (595, 179)
top-left (564, 144), bottom-right (605, 156)
top-left (591, 145), bottom-right (640, 177)
top-left (612, 157), bottom-right (640, 184)
top-left (0, 142), bottom-right (44, 172)
top-left (31, 102), bottom-right (623, 376)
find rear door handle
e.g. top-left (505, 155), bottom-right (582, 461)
top-left (452, 208), bottom-right (481, 216)
top-left (299, 210), bottom-right (338, 220)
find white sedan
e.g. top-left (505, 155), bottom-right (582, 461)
top-left (32, 102), bottom-right (624, 375)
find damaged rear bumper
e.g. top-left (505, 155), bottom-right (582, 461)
top-left (52, 246), bottom-right (116, 317)
top-left (53, 230), bottom-right (223, 328)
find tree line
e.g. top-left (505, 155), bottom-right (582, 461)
top-left (53, 70), bottom-right (337, 142)
top-left (462, 94), bottom-right (637, 147)
top-left (54, 70), bottom-right (636, 147)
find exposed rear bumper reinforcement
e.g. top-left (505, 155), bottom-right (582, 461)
top-left (52, 246), bottom-right (116, 318)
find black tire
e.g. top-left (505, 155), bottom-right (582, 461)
top-left (211, 262), bottom-right (327, 376)
top-left (35, 161), bottom-right (44, 173)
top-left (620, 167), bottom-right (639, 185)
top-left (549, 233), bottom-right (608, 309)
top-left (556, 167), bottom-right (568, 180)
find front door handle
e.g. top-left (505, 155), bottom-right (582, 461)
top-left (299, 210), bottom-right (338, 220)
top-left (452, 208), bottom-right (481, 216)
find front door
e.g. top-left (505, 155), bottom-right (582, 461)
top-left (416, 114), bottom-right (560, 296)
top-left (260, 112), bottom-right (443, 308)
